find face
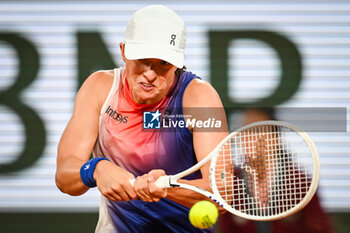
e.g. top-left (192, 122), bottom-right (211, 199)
top-left (120, 43), bottom-right (178, 105)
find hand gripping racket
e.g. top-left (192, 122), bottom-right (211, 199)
top-left (139, 121), bottom-right (320, 221)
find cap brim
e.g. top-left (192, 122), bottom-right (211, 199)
top-left (124, 43), bottom-right (184, 68)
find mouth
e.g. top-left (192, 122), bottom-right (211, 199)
top-left (140, 82), bottom-right (154, 91)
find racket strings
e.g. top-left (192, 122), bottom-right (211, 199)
top-left (214, 125), bottom-right (313, 217)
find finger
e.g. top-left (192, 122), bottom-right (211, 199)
top-left (144, 175), bottom-right (164, 202)
top-left (143, 178), bottom-right (157, 202)
top-left (98, 186), bottom-right (120, 202)
top-left (149, 182), bottom-right (167, 199)
top-left (126, 187), bottom-right (138, 200)
top-left (121, 179), bottom-right (138, 200)
top-left (148, 174), bottom-right (167, 199)
top-left (103, 191), bottom-right (122, 202)
top-left (113, 185), bottom-right (132, 201)
top-left (104, 193), bottom-right (117, 202)
top-left (134, 176), bottom-right (152, 202)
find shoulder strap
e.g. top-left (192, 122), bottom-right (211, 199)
top-left (100, 68), bottom-right (122, 115)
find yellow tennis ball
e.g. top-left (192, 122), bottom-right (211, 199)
top-left (189, 200), bottom-right (219, 229)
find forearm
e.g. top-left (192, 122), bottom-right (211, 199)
top-left (55, 156), bottom-right (89, 196)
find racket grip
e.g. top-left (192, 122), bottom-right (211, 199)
top-left (154, 176), bottom-right (171, 188)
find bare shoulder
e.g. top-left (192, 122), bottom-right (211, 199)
top-left (183, 78), bottom-right (223, 108)
top-left (183, 78), bottom-right (228, 135)
top-left (76, 69), bottom-right (115, 112)
top-left (82, 70), bottom-right (114, 92)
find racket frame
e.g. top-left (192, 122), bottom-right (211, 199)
top-left (156, 120), bottom-right (320, 221)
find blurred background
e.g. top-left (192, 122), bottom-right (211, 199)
top-left (0, 0), bottom-right (349, 232)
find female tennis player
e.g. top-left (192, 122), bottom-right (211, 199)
top-left (56, 5), bottom-right (228, 233)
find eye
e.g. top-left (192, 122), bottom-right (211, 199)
top-left (161, 61), bottom-right (170, 66)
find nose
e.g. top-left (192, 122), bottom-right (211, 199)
top-left (143, 65), bottom-right (157, 82)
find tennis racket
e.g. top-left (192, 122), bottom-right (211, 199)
top-left (136, 120), bottom-right (320, 221)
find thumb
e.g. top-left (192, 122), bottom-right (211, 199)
top-left (148, 169), bottom-right (166, 182)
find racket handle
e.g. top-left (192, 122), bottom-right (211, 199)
top-left (154, 176), bottom-right (171, 188)
top-left (129, 176), bottom-right (171, 188)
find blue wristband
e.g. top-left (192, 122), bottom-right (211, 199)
top-left (80, 157), bottom-right (110, 188)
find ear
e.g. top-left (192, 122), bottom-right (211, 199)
top-left (120, 42), bottom-right (127, 63)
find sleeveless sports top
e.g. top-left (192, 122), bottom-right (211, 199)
top-left (93, 68), bottom-right (213, 233)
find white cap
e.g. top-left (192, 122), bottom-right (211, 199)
top-left (124, 5), bottom-right (186, 68)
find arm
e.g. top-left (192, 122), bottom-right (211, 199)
top-left (167, 79), bottom-right (228, 209)
top-left (56, 71), bottom-right (104, 195)
top-left (134, 79), bottom-right (228, 211)
top-left (55, 70), bottom-right (136, 201)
